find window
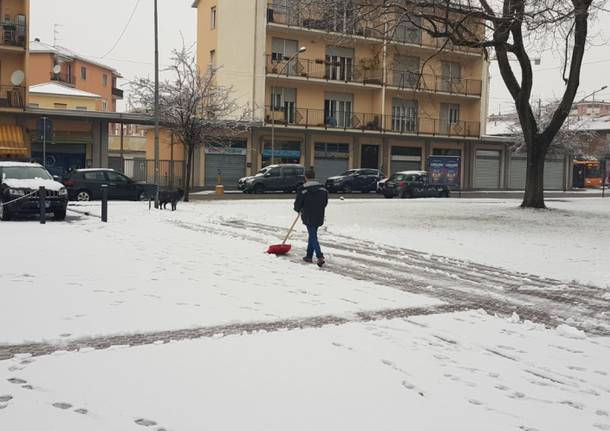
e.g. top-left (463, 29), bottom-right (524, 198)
top-left (441, 62), bottom-right (462, 92)
top-left (54, 103), bottom-right (68, 110)
top-left (102, 100), bottom-right (108, 112)
top-left (210, 50), bottom-right (216, 66)
top-left (326, 46), bottom-right (354, 82)
top-left (210, 6), bottom-right (217, 29)
top-left (448, 104), bottom-right (460, 124)
top-left (75, 106), bottom-right (88, 111)
top-left (271, 87), bottom-right (296, 123)
top-left (324, 93), bottom-right (353, 128)
top-left (392, 99), bottom-right (418, 132)
top-left (80, 66), bottom-right (87, 80)
top-left (394, 16), bottom-right (422, 44)
top-left (84, 171), bottom-right (106, 181)
top-left (106, 172), bottom-right (129, 183)
top-left (268, 168), bottom-right (281, 177)
top-left (102, 74), bottom-right (108, 87)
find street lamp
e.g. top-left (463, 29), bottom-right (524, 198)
top-left (153, 0), bottom-right (160, 207)
top-left (270, 46), bottom-right (306, 166)
top-left (578, 85), bottom-right (608, 103)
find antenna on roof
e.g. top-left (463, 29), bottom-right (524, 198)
top-left (53, 23), bottom-right (62, 47)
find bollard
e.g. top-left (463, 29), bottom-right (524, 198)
top-left (101, 184), bottom-right (108, 223)
top-left (39, 186), bottom-right (46, 224)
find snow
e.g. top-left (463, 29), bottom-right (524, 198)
top-left (195, 198), bottom-right (610, 287)
top-left (1, 197), bottom-right (609, 430)
top-left (0, 162), bottom-right (41, 168)
top-left (2, 178), bottom-right (64, 192)
top-left (1, 310), bottom-right (609, 431)
top-left (29, 82), bottom-right (101, 99)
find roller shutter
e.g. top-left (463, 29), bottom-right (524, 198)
top-left (314, 157), bottom-right (348, 181)
top-left (474, 150), bottom-right (501, 189)
top-left (544, 159), bottom-right (564, 190)
top-left (205, 154), bottom-right (246, 189)
top-left (509, 156), bottom-right (527, 189)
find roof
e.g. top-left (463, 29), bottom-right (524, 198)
top-left (486, 115), bottom-right (610, 136)
top-left (29, 40), bottom-right (122, 77)
top-left (0, 162), bottom-right (42, 168)
top-left (29, 82), bottom-right (102, 99)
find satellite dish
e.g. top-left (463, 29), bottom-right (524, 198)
top-left (10, 70), bottom-right (25, 86)
top-left (52, 64), bottom-right (61, 74)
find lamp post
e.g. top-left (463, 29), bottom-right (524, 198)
top-left (270, 46), bottom-right (306, 166)
top-left (577, 85), bottom-right (608, 103)
top-left (153, 0), bottom-right (160, 207)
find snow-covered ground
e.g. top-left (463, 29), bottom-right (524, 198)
top-left (1, 197), bottom-right (609, 430)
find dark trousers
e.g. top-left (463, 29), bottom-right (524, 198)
top-left (306, 225), bottom-right (323, 259)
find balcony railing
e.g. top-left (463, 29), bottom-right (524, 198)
top-left (264, 106), bottom-right (480, 138)
top-left (1, 21), bottom-right (26, 48)
top-left (266, 56), bottom-right (482, 97)
top-left (0, 86), bottom-right (25, 109)
top-left (266, 5), bottom-right (480, 55)
top-left (386, 69), bottom-right (482, 96)
top-left (266, 55), bottom-right (383, 85)
top-left (112, 87), bottom-right (124, 99)
top-left (50, 72), bottom-right (76, 85)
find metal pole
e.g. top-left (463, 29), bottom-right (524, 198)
top-left (271, 85), bottom-right (275, 167)
top-left (101, 185), bottom-right (108, 222)
top-left (42, 117), bottom-right (47, 167)
top-left (153, 0), bottom-right (160, 208)
top-left (39, 187), bottom-right (46, 224)
top-left (120, 123), bottom-right (124, 172)
top-left (603, 159), bottom-right (607, 198)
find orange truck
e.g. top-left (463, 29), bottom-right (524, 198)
top-left (573, 160), bottom-right (602, 188)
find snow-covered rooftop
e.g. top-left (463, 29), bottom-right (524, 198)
top-left (486, 115), bottom-right (610, 136)
top-left (29, 40), bottom-right (122, 77)
top-left (29, 82), bottom-right (102, 99)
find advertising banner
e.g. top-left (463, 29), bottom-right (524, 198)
top-left (428, 156), bottom-right (461, 189)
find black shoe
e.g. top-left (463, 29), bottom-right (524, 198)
top-left (317, 257), bottom-right (325, 267)
top-left (303, 256), bottom-right (313, 263)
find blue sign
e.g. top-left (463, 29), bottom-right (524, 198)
top-left (262, 149), bottom-right (301, 158)
top-left (428, 156), bottom-right (461, 189)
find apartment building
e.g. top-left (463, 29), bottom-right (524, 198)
top-left (29, 39), bottom-right (123, 112)
top-left (0, 0), bottom-right (28, 158)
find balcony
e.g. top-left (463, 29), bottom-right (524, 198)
top-left (266, 4), bottom-right (481, 55)
top-left (266, 55), bottom-right (383, 86)
top-left (112, 87), bottom-right (124, 99)
top-left (0, 20), bottom-right (26, 48)
top-left (50, 72), bottom-right (76, 86)
top-left (264, 106), bottom-right (480, 138)
top-left (0, 85), bottom-right (25, 109)
top-left (386, 70), bottom-right (482, 97)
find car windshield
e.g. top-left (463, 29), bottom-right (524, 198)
top-left (339, 170), bottom-right (358, 176)
top-left (2, 166), bottom-right (53, 181)
top-left (255, 168), bottom-right (269, 176)
top-left (390, 174), bottom-right (406, 181)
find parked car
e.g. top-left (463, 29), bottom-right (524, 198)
top-left (0, 161), bottom-right (68, 221)
top-left (238, 164), bottom-right (305, 193)
top-left (62, 168), bottom-right (156, 201)
top-left (325, 169), bottom-right (385, 193)
top-left (383, 171), bottom-right (450, 199)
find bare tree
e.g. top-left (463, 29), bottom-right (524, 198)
top-left (286, 0), bottom-right (602, 207)
top-left (129, 46), bottom-right (251, 201)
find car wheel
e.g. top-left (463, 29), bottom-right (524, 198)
top-left (253, 184), bottom-right (265, 194)
top-left (342, 184), bottom-right (352, 194)
top-left (0, 202), bottom-right (11, 221)
top-left (53, 209), bottom-right (67, 221)
top-left (399, 190), bottom-right (411, 199)
top-left (76, 190), bottom-right (92, 202)
top-left (383, 193), bottom-right (394, 199)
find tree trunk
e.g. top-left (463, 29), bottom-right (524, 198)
top-left (183, 144), bottom-right (195, 202)
top-left (521, 142), bottom-right (548, 209)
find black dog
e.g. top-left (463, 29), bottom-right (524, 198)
top-left (158, 188), bottom-right (184, 211)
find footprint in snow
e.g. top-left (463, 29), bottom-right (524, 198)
top-left (559, 400), bottom-right (584, 410)
top-left (74, 408), bottom-right (88, 415)
top-left (21, 385), bottom-right (33, 390)
top-left (52, 402), bottom-right (73, 410)
top-left (0, 395), bottom-right (13, 402)
top-left (594, 425), bottom-right (610, 430)
top-left (597, 410), bottom-right (609, 417)
top-left (468, 399), bottom-right (483, 406)
top-left (135, 418), bottom-right (158, 427)
top-left (7, 378), bottom-right (26, 385)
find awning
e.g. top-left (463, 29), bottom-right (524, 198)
top-left (0, 124), bottom-right (28, 157)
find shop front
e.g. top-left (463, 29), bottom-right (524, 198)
top-left (262, 140), bottom-right (302, 167)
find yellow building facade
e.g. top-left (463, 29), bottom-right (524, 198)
top-left (187, 0), bottom-right (509, 189)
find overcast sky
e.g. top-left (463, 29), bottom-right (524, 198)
top-left (30, 0), bottom-right (610, 115)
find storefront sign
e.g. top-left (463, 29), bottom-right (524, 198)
top-left (204, 146), bottom-right (247, 155)
top-left (428, 156), bottom-right (461, 189)
top-left (262, 149), bottom-right (301, 158)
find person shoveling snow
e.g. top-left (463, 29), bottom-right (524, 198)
top-left (293, 169), bottom-right (329, 267)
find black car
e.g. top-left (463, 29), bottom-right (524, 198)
top-left (383, 171), bottom-right (450, 199)
top-left (0, 162), bottom-right (68, 221)
top-left (238, 164), bottom-right (305, 193)
top-left (63, 169), bottom-right (156, 201)
top-left (325, 169), bottom-right (384, 193)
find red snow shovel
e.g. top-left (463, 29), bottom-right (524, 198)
top-left (267, 213), bottom-right (300, 255)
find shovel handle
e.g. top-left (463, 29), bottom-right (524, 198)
top-left (282, 213), bottom-right (301, 245)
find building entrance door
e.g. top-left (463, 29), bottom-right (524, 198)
top-left (361, 145), bottom-right (379, 169)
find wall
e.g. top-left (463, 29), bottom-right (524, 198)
top-left (28, 93), bottom-right (99, 110)
top-left (145, 128), bottom-right (185, 161)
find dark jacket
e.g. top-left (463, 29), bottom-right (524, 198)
top-left (294, 181), bottom-right (328, 227)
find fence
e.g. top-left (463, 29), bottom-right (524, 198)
top-left (109, 158), bottom-right (185, 188)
